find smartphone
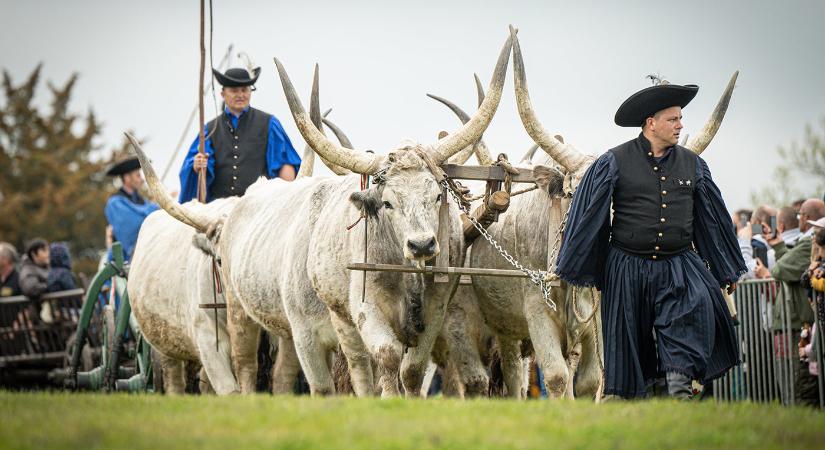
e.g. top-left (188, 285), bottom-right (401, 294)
top-left (738, 213), bottom-right (750, 229)
top-left (751, 216), bottom-right (778, 238)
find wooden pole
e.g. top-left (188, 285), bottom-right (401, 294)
top-left (196, 0), bottom-right (207, 204)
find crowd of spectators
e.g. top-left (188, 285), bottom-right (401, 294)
top-left (0, 238), bottom-right (77, 323)
top-left (732, 198), bottom-right (825, 406)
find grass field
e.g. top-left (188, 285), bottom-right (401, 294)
top-left (0, 392), bottom-right (822, 449)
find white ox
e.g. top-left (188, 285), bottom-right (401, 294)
top-left (129, 197), bottom-right (242, 394)
top-left (129, 32), bottom-right (514, 396)
top-left (128, 73), bottom-right (351, 395)
top-left (432, 28), bottom-right (738, 399)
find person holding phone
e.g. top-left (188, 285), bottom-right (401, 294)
top-left (765, 198), bottom-right (825, 403)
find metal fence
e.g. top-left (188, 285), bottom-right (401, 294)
top-left (713, 279), bottom-right (825, 407)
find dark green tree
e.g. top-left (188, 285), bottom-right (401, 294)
top-left (0, 65), bottom-right (129, 276)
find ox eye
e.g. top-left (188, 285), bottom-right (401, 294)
top-left (383, 201), bottom-right (393, 210)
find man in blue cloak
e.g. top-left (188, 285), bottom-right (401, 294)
top-left (555, 80), bottom-right (746, 399)
top-left (178, 66), bottom-right (301, 203)
top-left (104, 157), bottom-right (159, 261)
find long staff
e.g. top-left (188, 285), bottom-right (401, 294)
top-left (196, 0), bottom-right (207, 203)
top-left (159, 44), bottom-right (232, 184)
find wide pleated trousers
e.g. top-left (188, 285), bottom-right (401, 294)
top-left (601, 245), bottom-right (740, 398)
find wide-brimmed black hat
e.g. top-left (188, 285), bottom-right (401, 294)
top-left (614, 83), bottom-right (699, 127)
top-left (212, 67), bottom-right (261, 88)
top-left (105, 157), bottom-right (141, 177)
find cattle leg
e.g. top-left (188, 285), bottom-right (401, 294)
top-left (499, 337), bottom-right (525, 399)
top-left (193, 311), bottom-right (240, 395)
top-left (270, 336), bottom-right (302, 395)
top-left (525, 296), bottom-right (569, 399)
top-left (199, 367), bottom-right (215, 394)
top-left (329, 312), bottom-right (374, 397)
top-left (225, 291), bottom-right (261, 394)
top-left (400, 280), bottom-right (457, 397)
top-left (160, 355), bottom-right (186, 395)
top-left (353, 301), bottom-right (403, 398)
top-left (445, 327), bottom-right (489, 398)
top-left (573, 317), bottom-right (603, 400)
top-left (291, 323), bottom-right (335, 396)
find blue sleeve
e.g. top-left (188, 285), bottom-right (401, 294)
top-left (179, 124), bottom-right (215, 203)
top-left (555, 152), bottom-right (617, 290)
top-left (692, 157), bottom-right (747, 287)
top-left (266, 116), bottom-right (301, 178)
top-left (105, 196), bottom-right (159, 261)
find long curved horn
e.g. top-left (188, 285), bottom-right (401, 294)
top-left (322, 117), bottom-right (353, 149)
top-left (519, 144), bottom-right (540, 164)
top-left (297, 65), bottom-right (325, 179)
top-left (305, 64), bottom-right (350, 176)
top-left (426, 93), bottom-right (495, 165)
top-left (430, 32), bottom-right (513, 164)
top-left (274, 58), bottom-right (383, 174)
top-left (125, 132), bottom-right (212, 233)
top-left (474, 73), bottom-right (485, 108)
top-left (511, 26), bottom-right (589, 173)
top-left (685, 71), bottom-right (739, 155)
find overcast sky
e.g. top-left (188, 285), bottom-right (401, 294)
top-left (2, 0), bottom-right (824, 210)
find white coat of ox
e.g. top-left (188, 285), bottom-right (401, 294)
top-left (128, 32), bottom-right (514, 397)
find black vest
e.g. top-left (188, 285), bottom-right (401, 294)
top-left (208, 107), bottom-right (271, 199)
top-left (609, 134), bottom-right (697, 259)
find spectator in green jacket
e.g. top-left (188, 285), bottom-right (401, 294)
top-left (765, 198), bottom-right (825, 404)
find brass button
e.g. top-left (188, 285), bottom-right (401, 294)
top-left (655, 246), bottom-right (660, 251)
top-left (660, 218), bottom-right (666, 223)
top-left (653, 166), bottom-right (659, 171)
top-left (652, 255), bottom-right (658, 260)
top-left (234, 136), bottom-right (238, 140)
top-left (234, 145), bottom-right (239, 149)
top-left (233, 176), bottom-right (237, 180)
top-left (662, 190), bottom-right (667, 195)
top-left (648, 152), bottom-right (653, 157)
top-left (662, 203), bottom-right (667, 208)
top-left (233, 165), bottom-right (237, 170)
top-left (660, 176), bottom-right (666, 181)
top-left (230, 186), bottom-right (235, 190)
top-left (233, 155), bottom-right (238, 159)
top-left (658, 232), bottom-right (663, 237)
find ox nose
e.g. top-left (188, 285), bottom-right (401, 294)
top-left (407, 236), bottom-right (437, 258)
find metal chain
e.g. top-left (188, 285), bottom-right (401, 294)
top-left (441, 179), bottom-right (556, 310)
top-left (546, 196), bottom-right (573, 275)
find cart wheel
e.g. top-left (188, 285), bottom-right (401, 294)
top-left (101, 304), bottom-right (118, 391)
top-left (151, 348), bottom-right (164, 394)
top-left (64, 334), bottom-right (94, 372)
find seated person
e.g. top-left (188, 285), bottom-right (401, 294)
top-left (19, 238), bottom-right (49, 298)
top-left (0, 242), bottom-right (21, 297)
top-left (47, 242), bottom-right (76, 292)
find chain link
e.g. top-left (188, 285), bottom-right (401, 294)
top-left (441, 179), bottom-right (556, 310)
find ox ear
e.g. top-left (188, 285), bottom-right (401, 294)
top-left (533, 165), bottom-right (565, 198)
top-left (349, 189), bottom-right (382, 218)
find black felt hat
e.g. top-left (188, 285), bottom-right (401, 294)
top-left (105, 157), bottom-right (141, 177)
top-left (614, 83), bottom-right (699, 127)
top-left (212, 67), bottom-right (261, 87)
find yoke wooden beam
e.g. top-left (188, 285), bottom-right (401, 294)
top-left (441, 164), bottom-right (536, 183)
top-left (348, 263), bottom-right (530, 278)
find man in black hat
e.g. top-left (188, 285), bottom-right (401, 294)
top-left (555, 79), bottom-right (746, 399)
top-left (178, 66), bottom-right (301, 203)
top-left (104, 157), bottom-right (159, 261)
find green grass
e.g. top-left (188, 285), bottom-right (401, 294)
top-left (0, 392), bottom-right (822, 449)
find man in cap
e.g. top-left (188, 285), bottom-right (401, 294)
top-left (555, 78), bottom-right (746, 399)
top-left (179, 66), bottom-right (302, 203)
top-left (104, 157), bottom-right (159, 261)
